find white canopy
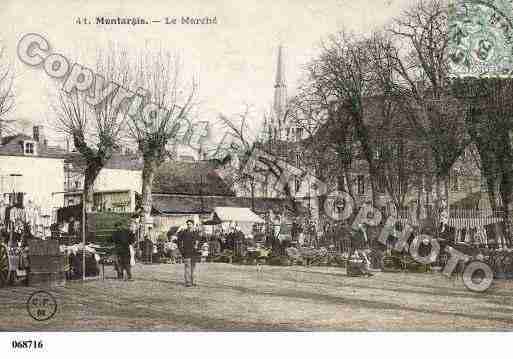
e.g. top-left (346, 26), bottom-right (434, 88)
top-left (213, 207), bottom-right (265, 223)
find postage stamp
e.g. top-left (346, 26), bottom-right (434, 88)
top-left (449, 0), bottom-right (513, 77)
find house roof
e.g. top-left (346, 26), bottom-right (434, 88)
top-left (152, 194), bottom-right (306, 216)
top-left (153, 161), bottom-right (235, 197)
top-left (0, 134), bottom-right (67, 159)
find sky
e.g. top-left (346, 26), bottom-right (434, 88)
top-left (0, 0), bottom-right (413, 147)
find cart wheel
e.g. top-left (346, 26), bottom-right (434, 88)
top-left (0, 244), bottom-right (8, 287)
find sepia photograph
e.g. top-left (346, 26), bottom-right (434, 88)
top-left (0, 0), bottom-right (513, 356)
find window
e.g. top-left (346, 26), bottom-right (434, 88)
top-left (297, 128), bottom-right (304, 139)
top-left (357, 175), bottom-right (365, 195)
top-left (24, 141), bottom-right (36, 155)
top-left (295, 153), bottom-right (301, 168)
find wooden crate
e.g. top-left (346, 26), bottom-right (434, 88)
top-left (29, 255), bottom-right (67, 273)
top-left (28, 271), bottom-right (66, 287)
top-left (28, 239), bottom-right (60, 256)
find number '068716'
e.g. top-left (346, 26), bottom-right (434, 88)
top-left (11, 340), bottom-right (43, 349)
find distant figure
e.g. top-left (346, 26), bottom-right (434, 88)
top-left (177, 219), bottom-right (199, 287)
top-left (68, 216), bottom-right (76, 235)
top-left (201, 242), bottom-right (209, 263)
top-left (110, 221), bottom-right (135, 280)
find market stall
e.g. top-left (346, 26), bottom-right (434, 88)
top-left (208, 207), bottom-right (265, 234)
top-left (203, 207), bottom-right (265, 259)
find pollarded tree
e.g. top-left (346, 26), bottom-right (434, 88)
top-left (126, 50), bottom-right (198, 228)
top-left (55, 88), bottom-right (127, 213)
top-left (53, 46), bottom-right (137, 214)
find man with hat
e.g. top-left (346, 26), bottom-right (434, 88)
top-left (110, 221), bottom-right (135, 280)
top-left (177, 219), bottom-right (199, 287)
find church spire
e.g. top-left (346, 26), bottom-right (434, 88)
top-left (274, 44), bottom-right (286, 87)
top-left (273, 44), bottom-right (287, 140)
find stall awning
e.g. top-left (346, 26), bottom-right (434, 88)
top-left (213, 207), bottom-right (265, 223)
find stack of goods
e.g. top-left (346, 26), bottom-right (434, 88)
top-left (28, 239), bottom-right (67, 286)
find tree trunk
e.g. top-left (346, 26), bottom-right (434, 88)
top-left (83, 164), bottom-right (102, 212)
top-left (82, 163), bottom-right (102, 242)
top-left (343, 169), bottom-right (354, 198)
top-left (370, 175), bottom-right (378, 208)
top-left (500, 172), bottom-right (513, 247)
top-left (250, 178), bottom-right (255, 211)
top-left (141, 156), bottom-right (158, 238)
top-left (443, 175), bottom-right (449, 204)
top-left (434, 174), bottom-right (449, 228)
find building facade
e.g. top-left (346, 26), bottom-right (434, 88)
top-left (0, 126), bottom-right (66, 211)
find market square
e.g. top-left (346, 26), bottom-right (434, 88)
top-left (2, 262), bottom-right (513, 331)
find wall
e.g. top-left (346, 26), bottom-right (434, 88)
top-left (93, 168), bottom-right (142, 193)
top-left (0, 155), bottom-right (65, 210)
top-left (66, 168), bottom-right (142, 194)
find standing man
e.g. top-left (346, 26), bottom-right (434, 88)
top-left (111, 221), bottom-right (135, 281)
top-left (177, 219), bottom-right (199, 287)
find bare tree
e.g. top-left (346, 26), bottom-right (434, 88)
top-left (216, 105), bottom-right (303, 216)
top-left (54, 87), bottom-right (127, 213)
top-left (364, 32), bottom-right (433, 214)
top-left (126, 50), bottom-right (198, 227)
top-left (53, 48), bottom-right (133, 212)
top-left (0, 45), bottom-right (15, 137)
top-left (458, 78), bottom-right (513, 244)
top-left (387, 0), bottom-right (470, 202)
top-left (54, 46), bottom-right (198, 238)
top-left (307, 31), bottom-right (388, 205)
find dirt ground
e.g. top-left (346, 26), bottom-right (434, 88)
top-left (1, 262), bottom-right (513, 331)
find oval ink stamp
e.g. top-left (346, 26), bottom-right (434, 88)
top-left (26, 291), bottom-right (58, 321)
